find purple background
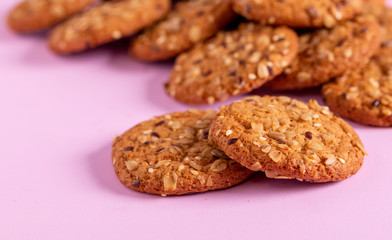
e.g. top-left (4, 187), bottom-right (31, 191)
top-left (1, 1), bottom-right (392, 239)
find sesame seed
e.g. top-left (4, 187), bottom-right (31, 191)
top-left (248, 73), bottom-right (257, 80)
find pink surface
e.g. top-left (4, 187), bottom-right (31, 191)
top-left (1, 1), bottom-right (392, 239)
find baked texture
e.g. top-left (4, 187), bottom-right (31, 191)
top-left (362, 0), bottom-right (386, 17)
top-left (373, 7), bottom-right (392, 68)
top-left (322, 9), bottom-right (392, 127)
top-left (166, 23), bottom-right (299, 105)
top-left (112, 109), bottom-right (253, 196)
top-left (129, 0), bottom-right (236, 61)
top-left (232, 0), bottom-right (363, 28)
top-left (48, 0), bottom-right (171, 54)
top-left (7, 0), bottom-right (98, 33)
top-left (210, 96), bottom-right (366, 182)
top-left (265, 15), bottom-right (382, 90)
top-left (322, 61), bottom-right (392, 127)
top-left (364, 0), bottom-right (385, 7)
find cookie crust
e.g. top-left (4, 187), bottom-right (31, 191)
top-left (265, 15), bottom-right (382, 90)
top-left (210, 96), bottom-right (366, 183)
top-left (322, 9), bottom-right (392, 127)
top-left (232, 0), bottom-right (363, 28)
top-left (322, 61), bottom-right (392, 127)
top-left (7, 0), bottom-right (98, 33)
top-left (48, 0), bottom-right (171, 54)
top-left (166, 23), bottom-right (299, 105)
top-left (129, 0), bottom-right (236, 61)
top-left (112, 109), bottom-right (253, 196)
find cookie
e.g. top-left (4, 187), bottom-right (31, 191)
top-left (129, 0), bottom-right (236, 61)
top-left (232, 0), bottom-right (363, 28)
top-left (265, 15), bottom-right (382, 90)
top-left (322, 10), bottom-right (392, 127)
top-left (112, 109), bottom-right (253, 196)
top-left (7, 0), bottom-right (98, 33)
top-left (322, 61), bottom-right (392, 127)
top-left (210, 96), bottom-right (366, 182)
top-left (166, 23), bottom-right (299, 105)
top-left (48, 0), bottom-right (171, 54)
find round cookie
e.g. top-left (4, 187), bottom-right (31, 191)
top-left (112, 109), bottom-right (254, 196)
top-left (210, 96), bottom-right (367, 183)
top-left (166, 23), bottom-right (299, 105)
top-left (322, 61), bottom-right (392, 127)
top-left (129, 0), bottom-right (236, 61)
top-left (232, 0), bottom-right (363, 28)
top-left (265, 15), bottom-right (382, 90)
top-left (48, 0), bottom-right (171, 54)
top-left (7, 0), bottom-right (98, 33)
top-left (322, 9), bottom-right (392, 127)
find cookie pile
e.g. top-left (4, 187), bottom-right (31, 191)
top-left (7, 0), bottom-right (392, 127)
top-left (6, 0), bottom-right (390, 195)
top-left (112, 96), bottom-right (366, 196)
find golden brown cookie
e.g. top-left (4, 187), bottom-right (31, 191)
top-left (265, 15), bottom-right (382, 90)
top-left (322, 9), bottom-right (392, 127)
top-left (210, 96), bottom-right (367, 183)
top-left (7, 0), bottom-right (98, 33)
top-left (232, 0), bottom-right (363, 28)
top-left (129, 0), bottom-right (236, 61)
top-left (48, 0), bottom-right (171, 54)
top-left (112, 109), bottom-right (254, 196)
top-left (166, 23), bottom-right (299, 105)
top-left (322, 61), bottom-right (392, 127)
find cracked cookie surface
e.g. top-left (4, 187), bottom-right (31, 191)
top-left (265, 15), bottom-right (381, 90)
top-left (112, 109), bottom-right (253, 196)
top-left (210, 96), bottom-right (366, 182)
top-left (8, 0), bottom-right (98, 33)
top-left (129, 0), bottom-right (236, 61)
top-left (48, 0), bottom-right (170, 54)
top-left (166, 23), bottom-right (298, 105)
top-left (232, 0), bottom-right (363, 28)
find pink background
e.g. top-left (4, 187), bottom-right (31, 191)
top-left (1, 1), bottom-right (392, 239)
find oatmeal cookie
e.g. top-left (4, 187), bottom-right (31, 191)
top-left (232, 0), bottom-right (363, 28)
top-left (322, 9), bottom-right (392, 127)
top-left (129, 0), bottom-right (236, 61)
top-left (48, 0), bottom-right (171, 54)
top-left (7, 0), bottom-right (98, 33)
top-left (265, 15), bottom-right (381, 90)
top-left (112, 109), bottom-right (253, 196)
top-left (210, 96), bottom-right (366, 182)
top-left (166, 23), bottom-right (298, 104)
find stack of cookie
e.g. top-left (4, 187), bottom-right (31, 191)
top-left (6, 0), bottom-right (391, 195)
top-left (8, 0), bottom-right (391, 127)
top-left (112, 96), bottom-right (367, 196)
top-left (163, 0), bottom-right (392, 127)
